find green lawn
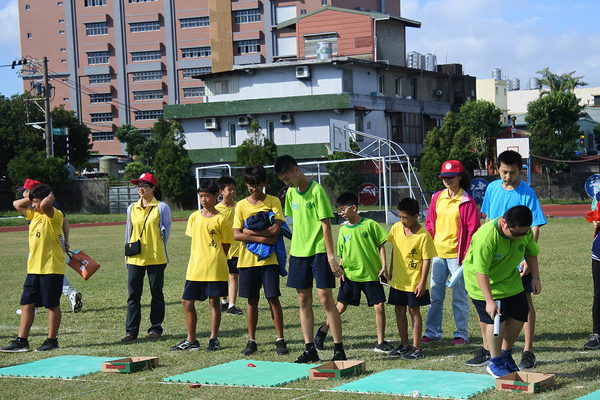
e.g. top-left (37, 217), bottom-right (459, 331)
top-left (0, 218), bottom-right (598, 399)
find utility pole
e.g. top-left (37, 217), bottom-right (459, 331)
top-left (43, 56), bottom-right (52, 158)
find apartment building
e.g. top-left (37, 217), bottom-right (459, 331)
top-left (18, 0), bottom-right (400, 155)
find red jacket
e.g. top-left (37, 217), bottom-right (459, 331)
top-left (425, 189), bottom-right (480, 265)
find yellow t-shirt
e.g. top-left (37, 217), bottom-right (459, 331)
top-left (215, 202), bottom-right (241, 259)
top-left (185, 210), bottom-right (233, 281)
top-left (233, 194), bottom-right (285, 268)
top-left (433, 188), bottom-right (461, 258)
top-left (27, 207), bottom-right (65, 275)
top-left (127, 197), bottom-right (167, 266)
top-left (387, 223), bottom-right (437, 291)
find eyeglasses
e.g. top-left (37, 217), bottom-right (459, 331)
top-left (246, 184), bottom-right (264, 190)
top-left (507, 226), bottom-right (531, 237)
top-left (337, 205), bottom-right (352, 213)
top-left (137, 185), bottom-right (150, 189)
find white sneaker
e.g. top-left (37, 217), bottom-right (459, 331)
top-left (68, 291), bottom-right (83, 313)
top-left (16, 308), bottom-right (39, 315)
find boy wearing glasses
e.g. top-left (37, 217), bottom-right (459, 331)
top-left (314, 192), bottom-right (392, 353)
top-left (463, 205), bottom-right (541, 378)
top-left (467, 150), bottom-right (546, 370)
top-left (233, 165), bottom-right (287, 356)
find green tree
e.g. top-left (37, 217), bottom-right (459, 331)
top-left (136, 117), bottom-right (171, 165)
top-left (154, 121), bottom-right (195, 209)
top-left (594, 123), bottom-right (600, 151)
top-left (457, 100), bottom-right (501, 171)
top-left (123, 161), bottom-right (153, 182)
top-left (234, 119), bottom-right (278, 193)
top-left (0, 94), bottom-right (45, 178)
top-left (7, 149), bottom-right (69, 191)
top-left (537, 67), bottom-right (588, 96)
top-left (324, 140), bottom-right (361, 197)
top-left (50, 105), bottom-right (93, 170)
top-left (525, 90), bottom-right (583, 172)
top-left (114, 124), bottom-right (146, 157)
top-left (421, 112), bottom-right (476, 191)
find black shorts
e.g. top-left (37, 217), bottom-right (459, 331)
top-left (388, 287), bottom-right (430, 307)
top-left (182, 281), bottom-right (228, 301)
top-left (21, 274), bottom-right (63, 309)
top-left (228, 258), bottom-right (239, 275)
top-left (286, 253), bottom-right (335, 289)
top-left (471, 291), bottom-right (529, 324)
top-left (521, 272), bottom-right (533, 293)
top-left (337, 279), bottom-right (386, 306)
top-left (238, 265), bottom-right (281, 299)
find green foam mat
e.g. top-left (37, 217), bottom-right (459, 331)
top-left (577, 389), bottom-right (600, 399)
top-left (333, 369), bottom-right (495, 399)
top-left (163, 360), bottom-right (312, 387)
top-left (0, 355), bottom-right (118, 379)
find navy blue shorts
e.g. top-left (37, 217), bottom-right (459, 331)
top-left (521, 272), bottom-right (533, 293)
top-left (238, 265), bottom-right (281, 299)
top-left (337, 279), bottom-right (386, 306)
top-left (287, 253), bottom-right (335, 289)
top-left (228, 257), bottom-right (239, 275)
top-left (182, 281), bottom-right (228, 301)
top-left (21, 274), bottom-right (63, 309)
top-left (388, 287), bottom-right (430, 307)
top-left (471, 291), bottom-right (529, 324)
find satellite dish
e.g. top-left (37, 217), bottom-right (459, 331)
top-left (67, 165), bottom-right (76, 178)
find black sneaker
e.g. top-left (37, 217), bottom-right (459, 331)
top-left (332, 348), bottom-right (347, 361)
top-left (35, 338), bottom-right (59, 352)
top-left (314, 326), bottom-right (327, 350)
top-left (402, 347), bottom-right (424, 360)
top-left (374, 341), bottom-right (396, 353)
top-left (206, 338), bottom-right (220, 352)
top-left (465, 347), bottom-right (491, 366)
top-left (0, 339), bottom-right (30, 353)
top-left (519, 351), bottom-right (536, 370)
top-left (226, 305), bottom-right (243, 316)
top-left (276, 339), bottom-right (288, 355)
top-left (220, 302), bottom-right (228, 313)
top-left (241, 340), bottom-right (258, 355)
top-left (387, 344), bottom-right (410, 357)
top-left (584, 333), bottom-right (600, 350)
top-left (294, 348), bottom-right (320, 363)
top-left (170, 339), bottom-right (200, 351)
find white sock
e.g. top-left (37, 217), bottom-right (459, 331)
top-left (228, 303), bottom-right (235, 309)
top-left (221, 299), bottom-right (228, 304)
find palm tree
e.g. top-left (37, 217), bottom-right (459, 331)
top-left (536, 68), bottom-right (588, 96)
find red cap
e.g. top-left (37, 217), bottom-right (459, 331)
top-left (438, 160), bottom-right (464, 177)
top-left (131, 173), bottom-right (157, 187)
top-left (17, 179), bottom-right (42, 191)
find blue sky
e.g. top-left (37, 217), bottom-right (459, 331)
top-left (0, 0), bottom-right (598, 97)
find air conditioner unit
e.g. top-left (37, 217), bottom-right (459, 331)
top-left (280, 113), bottom-right (292, 124)
top-left (205, 117), bottom-right (218, 130)
top-left (238, 116), bottom-right (250, 126)
top-left (433, 89), bottom-right (443, 97)
top-left (296, 66), bottom-right (310, 79)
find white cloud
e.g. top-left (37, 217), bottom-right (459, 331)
top-left (0, 0), bottom-right (20, 54)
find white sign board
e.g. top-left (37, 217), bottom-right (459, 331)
top-left (329, 119), bottom-right (350, 153)
top-left (497, 138), bottom-right (530, 159)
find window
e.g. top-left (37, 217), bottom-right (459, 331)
top-left (180, 17), bottom-right (209, 28)
top-left (378, 75), bottom-right (384, 94)
top-left (62, 78), bottom-right (68, 82)
top-left (322, 0), bottom-right (327, 5)
top-left (58, 1), bottom-right (63, 5)
top-left (27, 33), bottom-right (32, 38)
top-left (92, 132), bottom-right (114, 141)
top-left (342, 69), bottom-right (353, 92)
top-left (59, 30), bottom-right (65, 34)
top-left (63, 97), bottom-right (69, 101)
top-left (131, 51), bottom-right (161, 62)
top-left (59, 19), bottom-right (64, 23)
top-left (88, 51), bottom-right (109, 65)
top-left (89, 74), bottom-right (111, 84)
top-left (133, 90), bottom-right (163, 101)
top-left (132, 71), bottom-right (162, 82)
top-left (300, 9), bottom-right (306, 15)
top-left (267, 121), bottom-right (274, 143)
top-left (86, 22), bottom-right (108, 36)
top-left (89, 93), bottom-right (112, 103)
top-left (130, 21), bottom-right (160, 33)
top-left (215, 80), bottom-right (229, 94)
top-left (355, 112), bottom-right (364, 141)
top-left (61, 59), bottom-right (67, 63)
top-left (181, 47), bottom-right (211, 58)
top-left (395, 78), bottom-right (401, 96)
top-left (182, 67), bottom-right (211, 78)
top-left (134, 110), bottom-right (163, 120)
top-left (304, 34), bottom-right (337, 57)
top-left (183, 87), bottom-right (204, 98)
top-left (401, 113), bottom-right (423, 143)
top-left (237, 40), bottom-right (260, 54)
top-left (139, 129), bottom-right (152, 138)
top-left (233, 9), bottom-right (261, 24)
top-left (61, 48), bottom-right (66, 52)
top-left (229, 123), bottom-right (236, 146)
top-left (25, 5), bottom-right (30, 10)
top-left (129, 0), bottom-right (157, 2)
top-left (90, 112), bottom-right (113, 122)
top-left (410, 78), bottom-right (417, 99)
top-left (85, 0), bottom-right (105, 6)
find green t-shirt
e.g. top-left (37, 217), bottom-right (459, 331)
top-left (463, 217), bottom-right (540, 301)
top-left (285, 180), bottom-right (334, 257)
top-left (337, 218), bottom-right (389, 282)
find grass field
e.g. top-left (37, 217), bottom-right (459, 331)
top-left (0, 218), bottom-right (599, 399)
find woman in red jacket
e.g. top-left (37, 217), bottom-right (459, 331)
top-left (423, 160), bottom-right (480, 345)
